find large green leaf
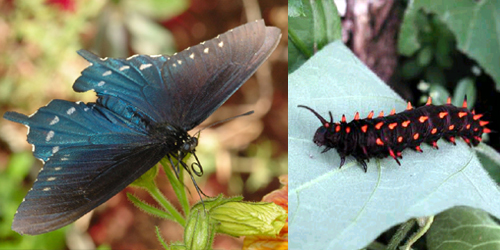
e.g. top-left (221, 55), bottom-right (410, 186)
top-left (288, 0), bottom-right (342, 73)
top-left (288, 41), bottom-right (500, 249)
top-left (427, 207), bottom-right (500, 250)
top-left (401, 0), bottom-right (500, 90)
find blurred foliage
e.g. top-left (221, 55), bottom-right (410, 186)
top-left (399, 0), bottom-right (500, 91)
top-left (288, 0), bottom-right (341, 74)
top-left (0, 152), bottom-right (66, 249)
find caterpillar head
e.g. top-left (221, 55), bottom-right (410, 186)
top-left (298, 105), bottom-right (341, 149)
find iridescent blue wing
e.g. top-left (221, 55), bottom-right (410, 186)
top-left (73, 20), bottom-right (281, 130)
top-left (4, 100), bottom-right (165, 234)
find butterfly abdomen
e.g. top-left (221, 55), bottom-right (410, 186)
top-left (299, 97), bottom-right (490, 172)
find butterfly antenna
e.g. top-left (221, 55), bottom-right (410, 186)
top-left (194, 110), bottom-right (255, 137)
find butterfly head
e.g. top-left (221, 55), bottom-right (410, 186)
top-left (181, 136), bottom-right (198, 154)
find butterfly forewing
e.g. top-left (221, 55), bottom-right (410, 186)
top-left (74, 20), bottom-right (281, 130)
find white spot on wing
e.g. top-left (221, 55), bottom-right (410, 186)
top-left (102, 70), bottom-right (112, 76)
top-left (98, 81), bottom-right (106, 87)
top-left (100, 57), bottom-right (108, 61)
top-left (43, 187), bottom-right (51, 191)
top-left (189, 53), bottom-right (195, 59)
top-left (150, 54), bottom-right (162, 58)
top-left (28, 110), bottom-right (38, 118)
top-left (127, 54), bottom-right (138, 60)
top-left (46, 131), bottom-right (55, 141)
top-left (172, 63), bottom-right (177, 67)
top-left (47, 177), bottom-right (57, 181)
top-left (204, 48), bottom-right (209, 54)
top-left (54, 167), bottom-right (62, 171)
top-left (52, 146), bottom-right (59, 154)
top-left (50, 116), bottom-right (59, 125)
top-left (177, 60), bottom-right (182, 65)
top-left (140, 64), bottom-right (152, 70)
top-left (200, 41), bottom-right (205, 45)
top-left (186, 47), bottom-right (190, 50)
top-left (119, 65), bottom-right (130, 71)
top-left (218, 41), bottom-right (224, 47)
top-left (84, 107), bottom-right (89, 112)
top-left (67, 107), bottom-right (76, 115)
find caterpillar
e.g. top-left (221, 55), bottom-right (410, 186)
top-left (298, 97), bottom-right (491, 172)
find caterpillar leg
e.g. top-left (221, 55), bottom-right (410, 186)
top-left (357, 159), bottom-right (368, 173)
top-left (339, 156), bottom-right (346, 168)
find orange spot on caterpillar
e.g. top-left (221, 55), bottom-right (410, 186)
top-left (413, 133), bottom-right (419, 140)
top-left (388, 123), bottom-right (397, 130)
top-left (439, 112), bottom-right (448, 118)
top-left (419, 116), bottom-right (428, 123)
top-left (375, 122), bottom-right (384, 130)
top-left (483, 128), bottom-right (491, 133)
top-left (458, 112), bottom-right (468, 118)
top-left (376, 138), bottom-right (384, 146)
top-left (361, 125), bottom-right (368, 133)
top-left (354, 112), bottom-right (359, 120)
top-left (345, 127), bottom-right (351, 133)
top-left (390, 109), bottom-right (396, 115)
top-left (335, 125), bottom-right (341, 133)
top-left (446, 97), bottom-right (451, 104)
top-left (426, 96), bottom-right (432, 105)
top-left (341, 114), bottom-right (346, 123)
top-left (479, 121), bottom-right (489, 126)
top-left (397, 136), bottom-right (403, 143)
top-left (449, 136), bottom-right (456, 144)
top-left (473, 114), bottom-right (483, 120)
top-left (449, 125), bottom-right (455, 130)
top-left (402, 120), bottom-right (410, 127)
top-left (415, 145), bottom-right (422, 152)
top-left (378, 111), bottom-right (384, 118)
top-left (431, 128), bottom-right (437, 134)
top-left (466, 124), bottom-right (471, 129)
top-left (406, 102), bottom-right (413, 110)
top-left (367, 111), bottom-right (374, 119)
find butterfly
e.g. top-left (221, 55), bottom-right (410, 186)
top-left (3, 20), bottom-right (281, 235)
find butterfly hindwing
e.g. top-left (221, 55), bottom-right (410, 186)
top-left (12, 144), bottom-right (165, 234)
top-left (4, 101), bottom-right (166, 234)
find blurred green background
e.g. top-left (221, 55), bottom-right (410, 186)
top-left (0, 0), bottom-right (287, 249)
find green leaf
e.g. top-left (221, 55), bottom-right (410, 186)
top-left (155, 226), bottom-right (169, 250)
top-left (427, 207), bottom-right (500, 250)
top-left (289, 41), bottom-right (500, 250)
top-left (398, 0), bottom-right (423, 56)
top-left (411, 0), bottom-right (500, 91)
top-left (288, 0), bottom-right (341, 73)
top-left (288, 0), bottom-right (304, 17)
top-left (452, 77), bottom-right (476, 108)
top-left (127, 193), bottom-right (174, 220)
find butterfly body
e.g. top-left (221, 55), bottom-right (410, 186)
top-left (4, 20), bottom-right (281, 235)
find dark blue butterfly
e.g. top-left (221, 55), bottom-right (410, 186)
top-left (3, 20), bottom-right (281, 235)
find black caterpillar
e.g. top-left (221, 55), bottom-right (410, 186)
top-left (298, 97), bottom-right (490, 172)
